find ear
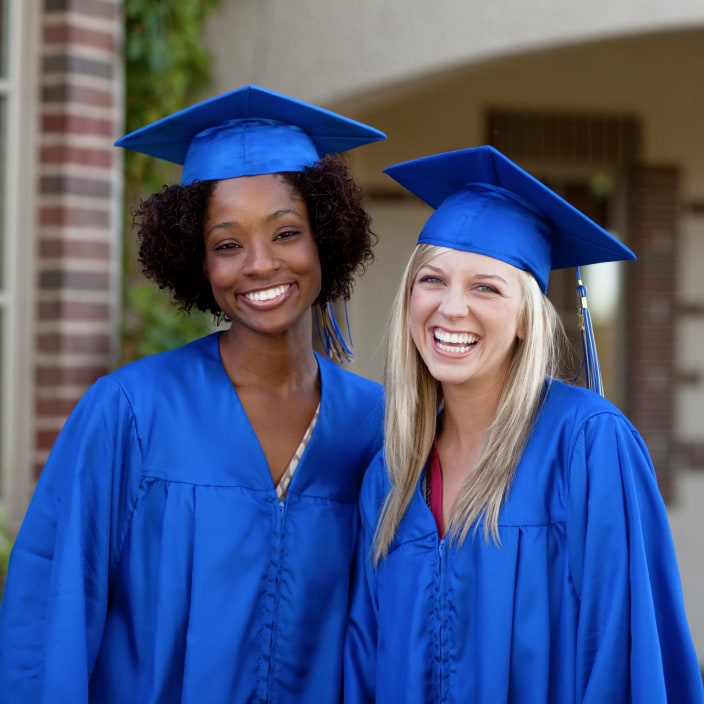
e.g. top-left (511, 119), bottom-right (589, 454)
top-left (202, 259), bottom-right (210, 281)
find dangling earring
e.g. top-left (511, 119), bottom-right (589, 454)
top-left (315, 299), bottom-right (353, 363)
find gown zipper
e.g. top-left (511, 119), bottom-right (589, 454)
top-left (437, 537), bottom-right (447, 702)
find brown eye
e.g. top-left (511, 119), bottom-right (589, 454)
top-left (274, 230), bottom-right (300, 240)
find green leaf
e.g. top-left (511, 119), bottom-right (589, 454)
top-left (121, 0), bottom-right (223, 364)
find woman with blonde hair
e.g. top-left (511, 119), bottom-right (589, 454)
top-left (345, 145), bottom-right (703, 703)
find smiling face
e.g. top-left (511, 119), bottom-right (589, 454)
top-left (202, 173), bottom-right (322, 344)
top-left (409, 248), bottom-right (525, 395)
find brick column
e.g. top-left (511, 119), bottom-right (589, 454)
top-left (34, 0), bottom-right (123, 476)
top-left (626, 166), bottom-right (678, 500)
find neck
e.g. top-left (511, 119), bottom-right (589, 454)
top-left (218, 315), bottom-right (318, 392)
top-left (439, 378), bottom-right (504, 452)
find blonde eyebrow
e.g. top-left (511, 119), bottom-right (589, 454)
top-left (420, 263), bottom-right (508, 286)
top-left (474, 273), bottom-right (509, 285)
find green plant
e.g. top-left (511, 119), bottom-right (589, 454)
top-left (0, 508), bottom-right (15, 599)
top-left (122, 283), bottom-right (218, 361)
top-left (121, 0), bottom-right (222, 363)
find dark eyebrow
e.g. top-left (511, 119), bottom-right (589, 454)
top-left (265, 208), bottom-right (305, 222)
top-left (205, 208), bottom-right (305, 237)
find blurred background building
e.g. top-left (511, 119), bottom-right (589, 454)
top-left (1, 0), bottom-right (702, 665)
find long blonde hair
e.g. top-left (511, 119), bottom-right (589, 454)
top-left (374, 244), bottom-right (568, 561)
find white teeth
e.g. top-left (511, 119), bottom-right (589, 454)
top-left (434, 329), bottom-right (478, 345)
top-left (244, 284), bottom-right (290, 302)
top-left (436, 341), bottom-right (472, 353)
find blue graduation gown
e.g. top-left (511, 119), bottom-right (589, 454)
top-left (0, 333), bottom-right (383, 703)
top-left (345, 380), bottom-right (703, 703)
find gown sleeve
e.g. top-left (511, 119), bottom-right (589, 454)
top-left (0, 377), bottom-right (143, 704)
top-left (566, 410), bottom-right (703, 703)
top-left (344, 454), bottom-right (384, 704)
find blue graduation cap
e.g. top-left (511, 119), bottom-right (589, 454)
top-left (115, 84), bottom-right (386, 185)
top-left (383, 145), bottom-right (636, 395)
top-left (383, 145), bottom-right (634, 293)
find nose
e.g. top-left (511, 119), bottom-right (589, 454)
top-left (437, 283), bottom-right (469, 319)
top-left (243, 239), bottom-right (280, 276)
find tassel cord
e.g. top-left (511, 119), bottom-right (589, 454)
top-left (576, 267), bottom-right (604, 396)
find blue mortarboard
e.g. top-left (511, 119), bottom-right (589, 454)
top-left (383, 145), bottom-right (635, 294)
top-left (384, 145), bottom-right (636, 395)
top-left (115, 84), bottom-right (386, 185)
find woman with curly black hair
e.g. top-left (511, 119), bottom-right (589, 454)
top-left (0, 85), bottom-right (385, 703)
top-left (136, 152), bottom-right (377, 349)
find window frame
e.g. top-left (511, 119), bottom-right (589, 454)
top-left (1, 0), bottom-right (39, 529)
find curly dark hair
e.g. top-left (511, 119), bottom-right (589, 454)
top-left (133, 154), bottom-right (376, 318)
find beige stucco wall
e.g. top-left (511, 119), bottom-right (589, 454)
top-left (204, 0), bottom-right (704, 107)
top-left (669, 473), bottom-right (704, 667)
top-left (205, 2), bottom-right (704, 663)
